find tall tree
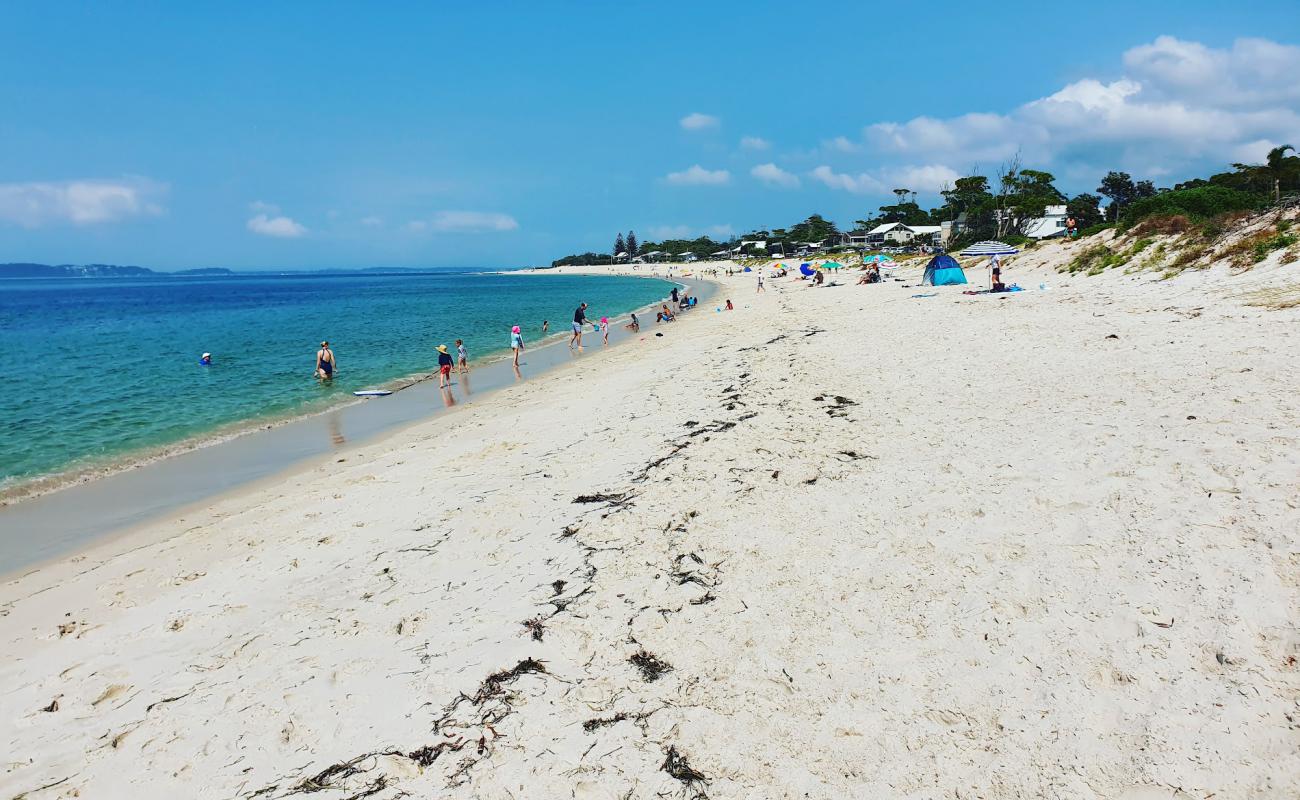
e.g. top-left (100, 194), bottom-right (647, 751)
top-left (1065, 194), bottom-right (1103, 229)
top-left (613, 232), bottom-right (626, 258)
top-left (1264, 145), bottom-right (1299, 202)
top-left (1097, 171), bottom-right (1137, 222)
top-left (784, 214), bottom-right (840, 245)
top-left (626, 230), bottom-right (638, 257)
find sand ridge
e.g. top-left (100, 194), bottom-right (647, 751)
top-left (2, 255), bottom-right (1298, 799)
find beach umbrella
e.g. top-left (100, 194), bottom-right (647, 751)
top-left (864, 254), bottom-right (895, 264)
top-left (821, 261), bottom-right (842, 268)
top-left (799, 264), bottom-right (816, 277)
top-left (959, 241), bottom-right (1020, 257)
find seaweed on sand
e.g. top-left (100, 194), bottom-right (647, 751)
top-left (629, 650), bottom-right (673, 682)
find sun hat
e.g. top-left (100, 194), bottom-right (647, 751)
top-left (320, 341), bottom-right (329, 347)
top-left (436, 344), bottom-right (448, 353)
top-left (511, 325), bottom-right (520, 333)
top-left (600, 317), bottom-right (608, 324)
top-left (202, 352), bottom-right (211, 358)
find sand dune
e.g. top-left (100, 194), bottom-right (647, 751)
top-left (2, 252), bottom-right (1298, 799)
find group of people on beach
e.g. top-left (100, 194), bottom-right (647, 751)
top-left (305, 296), bottom-right (638, 389)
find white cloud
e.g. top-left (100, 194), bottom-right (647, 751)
top-left (751, 163), bottom-right (800, 188)
top-left (247, 213), bottom-right (307, 238)
top-left (810, 163), bottom-right (961, 196)
top-left (824, 136), bottom-right (861, 153)
top-left (665, 165), bottom-right (730, 186)
top-left (861, 36), bottom-right (1300, 177)
top-left (888, 164), bottom-right (962, 192)
top-left (360, 216), bottom-right (384, 227)
top-left (0, 178), bottom-right (165, 227)
top-left (810, 166), bottom-right (885, 194)
top-left (680, 112), bottom-right (720, 131)
top-left (403, 210), bottom-right (520, 232)
top-left (740, 135), bottom-right (770, 151)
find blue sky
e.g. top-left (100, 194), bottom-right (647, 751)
top-left (1, 1), bottom-right (1298, 269)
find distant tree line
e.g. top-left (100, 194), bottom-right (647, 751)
top-left (549, 146), bottom-right (1298, 263)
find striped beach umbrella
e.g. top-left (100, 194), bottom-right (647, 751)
top-left (959, 241), bottom-right (1020, 256)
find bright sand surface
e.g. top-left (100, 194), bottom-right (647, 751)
top-left (2, 249), bottom-right (1298, 799)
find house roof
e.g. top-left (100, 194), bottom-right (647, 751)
top-left (866, 223), bottom-right (905, 235)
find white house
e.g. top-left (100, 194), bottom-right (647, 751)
top-left (1023, 204), bottom-right (1068, 239)
top-left (858, 222), bottom-right (944, 247)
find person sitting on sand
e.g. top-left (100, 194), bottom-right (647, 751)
top-left (436, 344), bottom-right (454, 388)
top-left (626, 313), bottom-right (640, 332)
top-left (315, 341), bottom-right (336, 379)
top-left (725, 299), bottom-right (733, 310)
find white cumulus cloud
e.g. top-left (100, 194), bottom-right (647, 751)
top-left (0, 177), bottom-right (166, 227)
top-left (810, 163), bottom-right (960, 196)
top-left (665, 165), bottom-right (730, 186)
top-left (740, 135), bottom-right (770, 151)
top-left (810, 166), bottom-right (885, 194)
top-left (751, 163), bottom-right (800, 188)
top-left (860, 36), bottom-right (1300, 178)
top-left (247, 213), bottom-right (307, 238)
top-left (680, 112), bottom-right (720, 131)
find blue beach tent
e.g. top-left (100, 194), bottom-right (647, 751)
top-left (799, 264), bottom-right (816, 277)
top-left (922, 254), bottom-right (967, 286)
top-left (742, 266), bottom-right (752, 272)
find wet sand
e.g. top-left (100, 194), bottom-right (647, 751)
top-left (0, 277), bottom-right (715, 575)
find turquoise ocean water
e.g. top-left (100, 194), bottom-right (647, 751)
top-left (0, 270), bottom-right (673, 494)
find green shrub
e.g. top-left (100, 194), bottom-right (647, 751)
top-left (1065, 244), bottom-right (1112, 273)
top-left (1252, 232), bottom-right (1298, 262)
top-left (1120, 186), bottom-right (1265, 228)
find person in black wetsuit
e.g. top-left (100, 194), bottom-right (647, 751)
top-left (570, 302), bottom-right (588, 348)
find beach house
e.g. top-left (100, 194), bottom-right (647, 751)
top-left (1023, 204), bottom-right (1069, 239)
top-left (856, 222), bottom-right (944, 248)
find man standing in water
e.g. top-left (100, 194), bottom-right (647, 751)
top-left (570, 302), bottom-right (588, 348)
top-left (315, 341), bottom-right (336, 379)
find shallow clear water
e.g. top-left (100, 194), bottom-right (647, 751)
top-left (0, 270), bottom-right (672, 491)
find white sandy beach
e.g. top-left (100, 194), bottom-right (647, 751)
top-left (3, 244), bottom-right (1299, 799)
